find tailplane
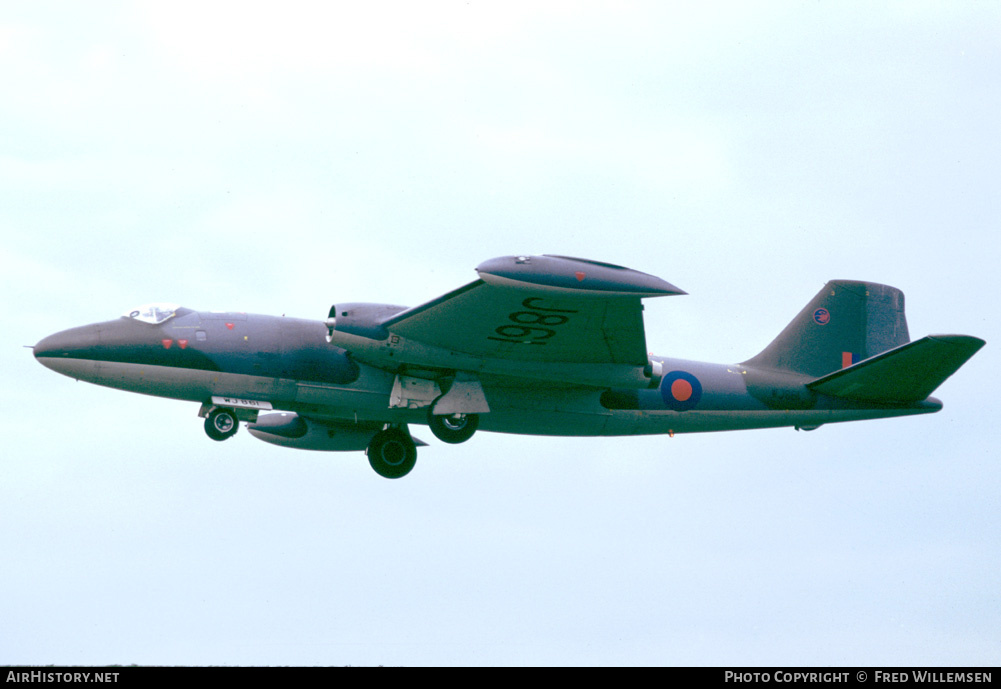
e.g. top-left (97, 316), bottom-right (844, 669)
top-left (806, 335), bottom-right (985, 403)
top-left (743, 280), bottom-right (911, 378)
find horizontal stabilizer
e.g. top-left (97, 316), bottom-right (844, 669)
top-left (807, 335), bottom-right (985, 403)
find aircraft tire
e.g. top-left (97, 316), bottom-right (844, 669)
top-left (427, 409), bottom-right (478, 444)
top-left (205, 408), bottom-right (239, 441)
top-left (367, 428), bottom-right (417, 479)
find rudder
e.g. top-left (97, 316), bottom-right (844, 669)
top-left (743, 280), bottom-right (910, 377)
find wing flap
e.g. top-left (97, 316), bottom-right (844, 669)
top-left (807, 335), bottom-right (985, 402)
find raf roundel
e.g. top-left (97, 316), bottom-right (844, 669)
top-left (660, 370), bottom-right (703, 411)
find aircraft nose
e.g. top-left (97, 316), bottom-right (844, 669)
top-left (33, 325), bottom-right (101, 366)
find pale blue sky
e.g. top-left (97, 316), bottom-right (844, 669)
top-left (2, 1), bottom-right (997, 665)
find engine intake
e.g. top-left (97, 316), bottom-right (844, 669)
top-left (325, 303), bottom-right (408, 341)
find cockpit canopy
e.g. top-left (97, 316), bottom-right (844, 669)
top-left (123, 303), bottom-right (181, 325)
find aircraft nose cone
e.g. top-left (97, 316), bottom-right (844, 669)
top-left (33, 325), bottom-right (101, 368)
top-left (34, 332), bottom-right (63, 359)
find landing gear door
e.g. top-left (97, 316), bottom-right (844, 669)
top-left (432, 374), bottom-right (490, 415)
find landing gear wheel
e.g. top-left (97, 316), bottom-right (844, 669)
top-left (427, 408), bottom-right (479, 444)
top-left (205, 408), bottom-right (239, 441)
top-left (367, 427), bottom-right (417, 479)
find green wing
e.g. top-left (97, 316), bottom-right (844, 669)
top-left (382, 280), bottom-right (650, 366)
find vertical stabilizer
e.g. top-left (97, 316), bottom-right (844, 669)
top-left (743, 281), bottom-right (910, 377)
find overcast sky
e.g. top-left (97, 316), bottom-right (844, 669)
top-left (2, 1), bottom-right (997, 666)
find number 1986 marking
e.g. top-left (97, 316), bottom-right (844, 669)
top-left (487, 298), bottom-right (579, 346)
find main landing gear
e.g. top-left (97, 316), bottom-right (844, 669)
top-left (367, 426), bottom-right (418, 479)
top-left (204, 407), bottom-right (239, 441)
top-left (427, 408), bottom-right (479, 444)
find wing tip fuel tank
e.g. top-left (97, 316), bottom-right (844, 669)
top-left (476, 255), bottom-right (686, 297)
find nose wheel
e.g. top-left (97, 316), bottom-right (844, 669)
top-left (367, 427), bottom-right (417, 479)
top-left (205, 407), bottom-right (239, 441)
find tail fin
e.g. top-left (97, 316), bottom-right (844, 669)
top-left (807, 335), bottom-right (985, 403)
top-left (743, 280), bottom-right (910, 377)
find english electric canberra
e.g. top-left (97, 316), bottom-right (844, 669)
top-left (34, 255), bottom-right (984, 478)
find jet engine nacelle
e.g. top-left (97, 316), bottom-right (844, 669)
top-left (325, 303), bottom-right (408, 341)
top-left (248, 412), bottom-right (379, 451)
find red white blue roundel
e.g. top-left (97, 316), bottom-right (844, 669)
top-left (660, 370), bottom-right (702, 411)
top-left (813, 308), bottom-right (831, 325)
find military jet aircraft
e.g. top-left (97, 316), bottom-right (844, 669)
top-left (34, 255), bottom-right (984, 478)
